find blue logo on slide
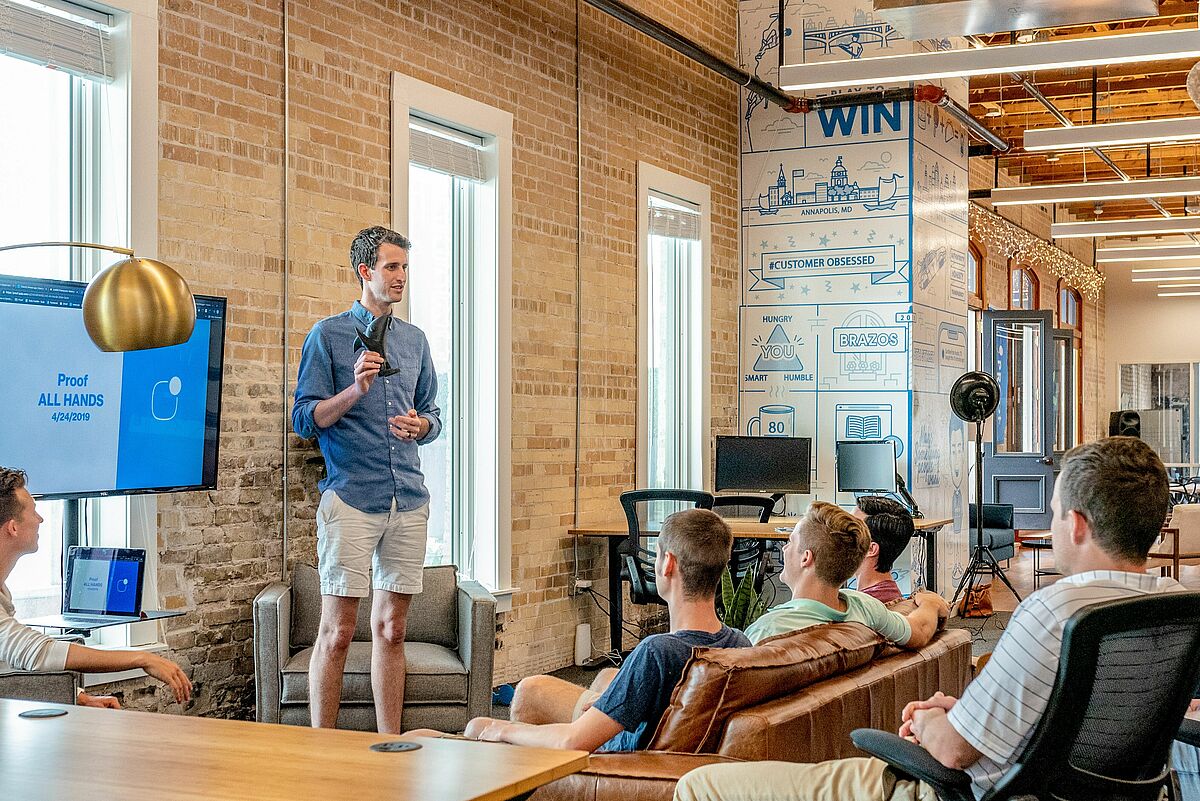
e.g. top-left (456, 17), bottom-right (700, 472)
top-left (115, 320), bottom-right (210, 489)
top-left (106, 560), bottom-right (140, 614)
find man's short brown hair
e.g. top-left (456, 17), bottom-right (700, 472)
top-left (658, 509), bottom-right (733, 600)
top-left (0, 467), bottom-right (28, 527)
top-left (1058, 436), bottom-right (1169, 561)
top-left (798, 501), bottom-right (871, 587)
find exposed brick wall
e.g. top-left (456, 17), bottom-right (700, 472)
top-left (98, 0), bottom-right (738, 717)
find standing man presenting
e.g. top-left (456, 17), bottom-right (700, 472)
top-left (293, 226), bottom-right (441, 733)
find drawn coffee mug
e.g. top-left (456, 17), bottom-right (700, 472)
top-left (747, 404), bottom-right (795, 437)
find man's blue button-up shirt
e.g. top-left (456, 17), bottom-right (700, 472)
top-left (292, 301), bottom-right (442, 514)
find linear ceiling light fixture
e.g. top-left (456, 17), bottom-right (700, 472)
top-left (991, 176), bottom-right (1200, 207)
top-left (780, 28), bottom-right (1200, 92)
top-left (1051, 217), bottom-right (1200, 239)
top-left (1151, 282), bottom-right (1200, 288)
top-left (1158, 291), bottom-right (1200, 297)
top-left (1096, 245), bottom-right (1200, 262)
top-left (1025, 116), bottom-right (1200, 152)
top-left (1130, 265), bottom-right (1200, 273)
top-left (1131, 275), bottom-right (1200, 282)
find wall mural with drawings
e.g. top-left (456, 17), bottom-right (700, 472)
top-left (738, 0), bottom-right (970, 595)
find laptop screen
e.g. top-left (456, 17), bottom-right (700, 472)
top-left (63, 547), bottom-right (146, 616)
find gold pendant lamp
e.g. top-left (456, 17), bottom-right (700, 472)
top-left (0, 242), bottom-right (196, 351)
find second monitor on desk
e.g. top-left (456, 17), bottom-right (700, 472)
top-left (714, 435), bottom-right (811, 496)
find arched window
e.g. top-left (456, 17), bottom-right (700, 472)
top-left (968, 241), bottom-right (985, 310)
top-left (1058, 283), bottom-right (1082, 331)
top-left (1009, 264), bottom-right (1039, 310)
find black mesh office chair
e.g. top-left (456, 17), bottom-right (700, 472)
top-left (619, 489), bottom-right (715, 606)
top-left (851, 592), bottom-right (1200, 801)
top-left (712, 494), bottom-right (774, 590)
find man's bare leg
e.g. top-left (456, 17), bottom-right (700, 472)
top-left (310, 594), bottom-right (360, 728)
top-left (372, 589), bottom-right (413, 734)
top-left (509, 667), bottom-right (618, 725)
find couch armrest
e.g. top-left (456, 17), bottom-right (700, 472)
top-left (253, 581), bottom-right (291, 723)
top-left (457, 579), bottom-right (496, 722)
top-left (529, 752), bottom-right (743, 801)
top-left (0, 670), bottom-right (78, 704)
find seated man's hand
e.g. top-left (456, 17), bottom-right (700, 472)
top-left (914, 590), bottom-right (950, 621)
top-left (141, 654), bottom-right (192, 704)
top-left (76, 691), bottom-right (121, 710)
top-left (458, 714), bottom-right (496, 743)
top-left (898, 691), bottom-right (958, 741)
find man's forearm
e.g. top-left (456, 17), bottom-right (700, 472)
top-left (904, 604), bottom-right (941, 649)
top-left (495, 720), bottom-right (580, 751)
top-left (913, 708), bottom-right (981, 770)
top-left (312, 384), bottom-right (363, 429)
top-left (65, 643), bottom-right (147, 673)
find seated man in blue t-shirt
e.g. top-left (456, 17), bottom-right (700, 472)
top-left (745, 501), bottom-right (948, 646)
top-left (463, 508), bottom-right (750, 752)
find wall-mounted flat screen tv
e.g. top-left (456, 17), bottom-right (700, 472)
top-left (0, 274), bottom-right (226, 499)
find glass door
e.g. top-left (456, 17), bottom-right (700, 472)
top-left (983, 310), bottom-right (1056, 530)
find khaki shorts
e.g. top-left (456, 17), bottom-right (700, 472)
top-left (315, 489), bottom-right (429, 597)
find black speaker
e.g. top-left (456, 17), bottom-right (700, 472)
top-left (1109, 410), bottom-right (1141, 438)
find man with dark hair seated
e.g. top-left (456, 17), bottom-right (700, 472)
top-left (744, 501), bottom-right (946, 647)
top-left (675, 437), bottom-right (1184, 801)
top-left (0, 467), bottom-right (192, 708)
top-left (461, 508), bottom-right (750, 752)
top-left (851, 495), bottom-right (915, 603)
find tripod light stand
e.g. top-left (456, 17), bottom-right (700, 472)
top-left (949, 371), bottom-right (1021, 615)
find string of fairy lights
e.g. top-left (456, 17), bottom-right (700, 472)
top-left (968, 202), bottom-right (1105, 300)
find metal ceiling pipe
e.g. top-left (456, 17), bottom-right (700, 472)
top-left (915, 85), bottom-right (1011, 153)
top-left (1009, 71), bottom-right (1175, 220)
top-left (583, 0), bottom-right (1008, 151)
top-left (582, 0), bottom-right (802, 112)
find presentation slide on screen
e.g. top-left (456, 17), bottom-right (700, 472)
top-left (0, 300), bottom-right (211, 496)
top-left (69, 556), bottom-right (140, 614)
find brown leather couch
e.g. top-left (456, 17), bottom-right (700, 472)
top-left (531, 608), bottom-right (972, 801)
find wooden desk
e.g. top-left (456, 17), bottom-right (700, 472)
top-left (0, 699), bottom-right (588, 801)
top-left (570, 516), bottom-right (951, 654)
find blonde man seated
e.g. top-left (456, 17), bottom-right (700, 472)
top-left (745, 501), bottom-right (948, 647)
top-left (462, 508), bottom-right (750, 752)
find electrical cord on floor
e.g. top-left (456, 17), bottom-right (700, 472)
top-left (581, 586), bottom-right (645, 642)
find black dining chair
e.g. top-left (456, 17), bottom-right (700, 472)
top-left (851, 592), bottom-right (1200, 801)
top-left (712, 494), bottom-right (775, 591)
top-left (618, 489), bottom-right (715, 606)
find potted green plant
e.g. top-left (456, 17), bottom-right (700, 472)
top-left (718, 564), bottom-right (770, 630)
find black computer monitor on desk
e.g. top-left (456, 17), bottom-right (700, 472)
top-left (835, 440), bottom-right (898, 493)
top-left (715, 436), bottom-right (811, 494)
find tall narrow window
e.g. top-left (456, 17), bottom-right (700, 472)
top-left (637, 164), bottom-right (710, 499)
top-left (406, 117), bottom-right (485, 571)
top-left (1054, 282), bottom-right (1083, 451)
top-left (967, 242), bottom-right (985, 370)
top-left (0, 0), bottom-right (155, 649)
top-left (394, 75), bottom-right (513, 595)
top-left (1009, 264), bottom-right (1039, 310)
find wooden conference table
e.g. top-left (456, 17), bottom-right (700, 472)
top-left (569, 516), bottom-right (951, 655)
top-left (0, 698), bottom-right (588, 801)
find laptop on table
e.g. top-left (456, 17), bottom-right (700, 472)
top-left (23, 547), bottom-right (179, 631)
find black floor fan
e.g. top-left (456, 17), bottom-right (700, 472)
top-left (949, 371), bottom-right (1021, 615)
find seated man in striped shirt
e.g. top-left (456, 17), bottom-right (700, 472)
top-left (674, 436), bottom-right (1183, 801)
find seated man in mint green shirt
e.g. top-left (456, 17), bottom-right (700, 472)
top-left (746, 501), bottom-right (949, 646)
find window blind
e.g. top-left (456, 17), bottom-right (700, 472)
top-left (648, 190), bottom-right (700, 241)
top-left (0, 0), bottom-right (113, 82)
top-left (408, 114), bottom-right (486, 182)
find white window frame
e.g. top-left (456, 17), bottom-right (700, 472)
top-left (635, 162), bottom-right (711, 490)
top-left (391, 72), bottom-right (513, 606)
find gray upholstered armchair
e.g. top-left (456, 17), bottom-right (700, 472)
top-left (253, 563), bottom-right (495, 732)
top-left (0, 670), bottom-right (78, 704)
